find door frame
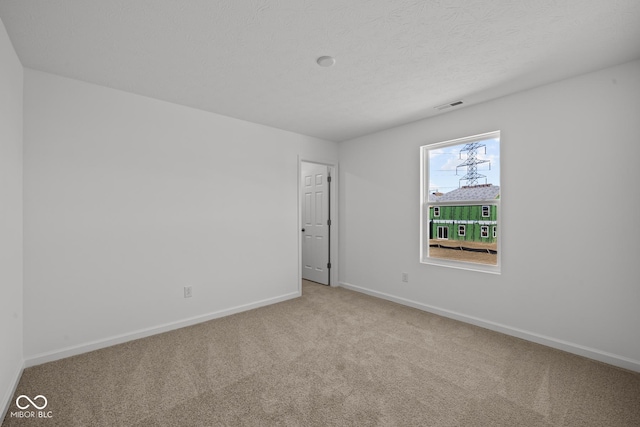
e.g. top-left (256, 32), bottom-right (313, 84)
top-left (298, 157), bottom-right (339, 292)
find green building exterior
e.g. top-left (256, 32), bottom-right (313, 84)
top-left (429, 204), bottom-right (497, 243)
top-left (427, 184), bottom-right (500, 244)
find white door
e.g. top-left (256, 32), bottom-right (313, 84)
top-left (301, 162), bottom-right (330, 285)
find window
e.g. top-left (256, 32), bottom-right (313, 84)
top-left (420, 131), bottom-right (501, 273)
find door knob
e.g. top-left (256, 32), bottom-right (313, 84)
top-left (301, 228), bottom-right (306, 232)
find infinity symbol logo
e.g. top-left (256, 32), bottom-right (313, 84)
top-left (16, 395), bottom-right (48, 410)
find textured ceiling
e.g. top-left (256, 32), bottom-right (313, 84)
top-left (1, 0), bottom-right (639, 142)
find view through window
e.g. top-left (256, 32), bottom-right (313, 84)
top-left (420, 131), bottom-right (501, 273)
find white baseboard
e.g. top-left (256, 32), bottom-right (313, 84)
top-left (24, 291), bottom-right (300, 368)
top-left (1, 359), bottom-right (24, 424)
top-left (339, 281), bottom-right (640, 373)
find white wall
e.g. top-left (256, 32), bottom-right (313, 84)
top-left (339, 60), bottom-right (640, 371)
top-left (0, 16), bottom-right (24, 418)
top-left (23, 69), bottom-right (338, 362)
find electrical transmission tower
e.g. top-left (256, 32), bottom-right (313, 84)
top-left (456, 142), bottom-right (490, 187)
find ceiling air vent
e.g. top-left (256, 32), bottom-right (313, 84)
top-left (434, 100), bottom-right (464, 111)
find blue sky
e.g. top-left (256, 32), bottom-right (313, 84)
top-left (428, 138), bottom-right (500, 194)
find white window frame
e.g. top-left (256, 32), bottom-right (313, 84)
top-left (420, 131), bottom-right (501, 274)
top-left (482, 205), bottom-right (490, 217)
top-left (458, 224), bottom-right (466, 237)
top-left (433, 206), bottom-right (440, 217)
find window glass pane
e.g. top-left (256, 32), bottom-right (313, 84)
top-left (428, 138), bottom-right (499, 198)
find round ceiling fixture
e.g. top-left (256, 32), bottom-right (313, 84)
top-left (316, 56), bottom-right (335, 67)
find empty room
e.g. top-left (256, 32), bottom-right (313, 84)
top-left (1, 1), bottom-right (639, 426)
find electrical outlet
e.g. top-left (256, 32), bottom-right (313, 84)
top-left (401, 272), bottom-right (409, 283)
top-left (184, 286), bottom-right (192, 298)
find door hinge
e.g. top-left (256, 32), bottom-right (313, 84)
top-left (327, 262), bottom-right (332, 269)
top-left (327, 219), bottom-right (331, 226)
top-left (327, 176), bottom-right (332, 183)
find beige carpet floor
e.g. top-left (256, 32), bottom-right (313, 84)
top-left (3, 280), bottom-right (640, 426)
